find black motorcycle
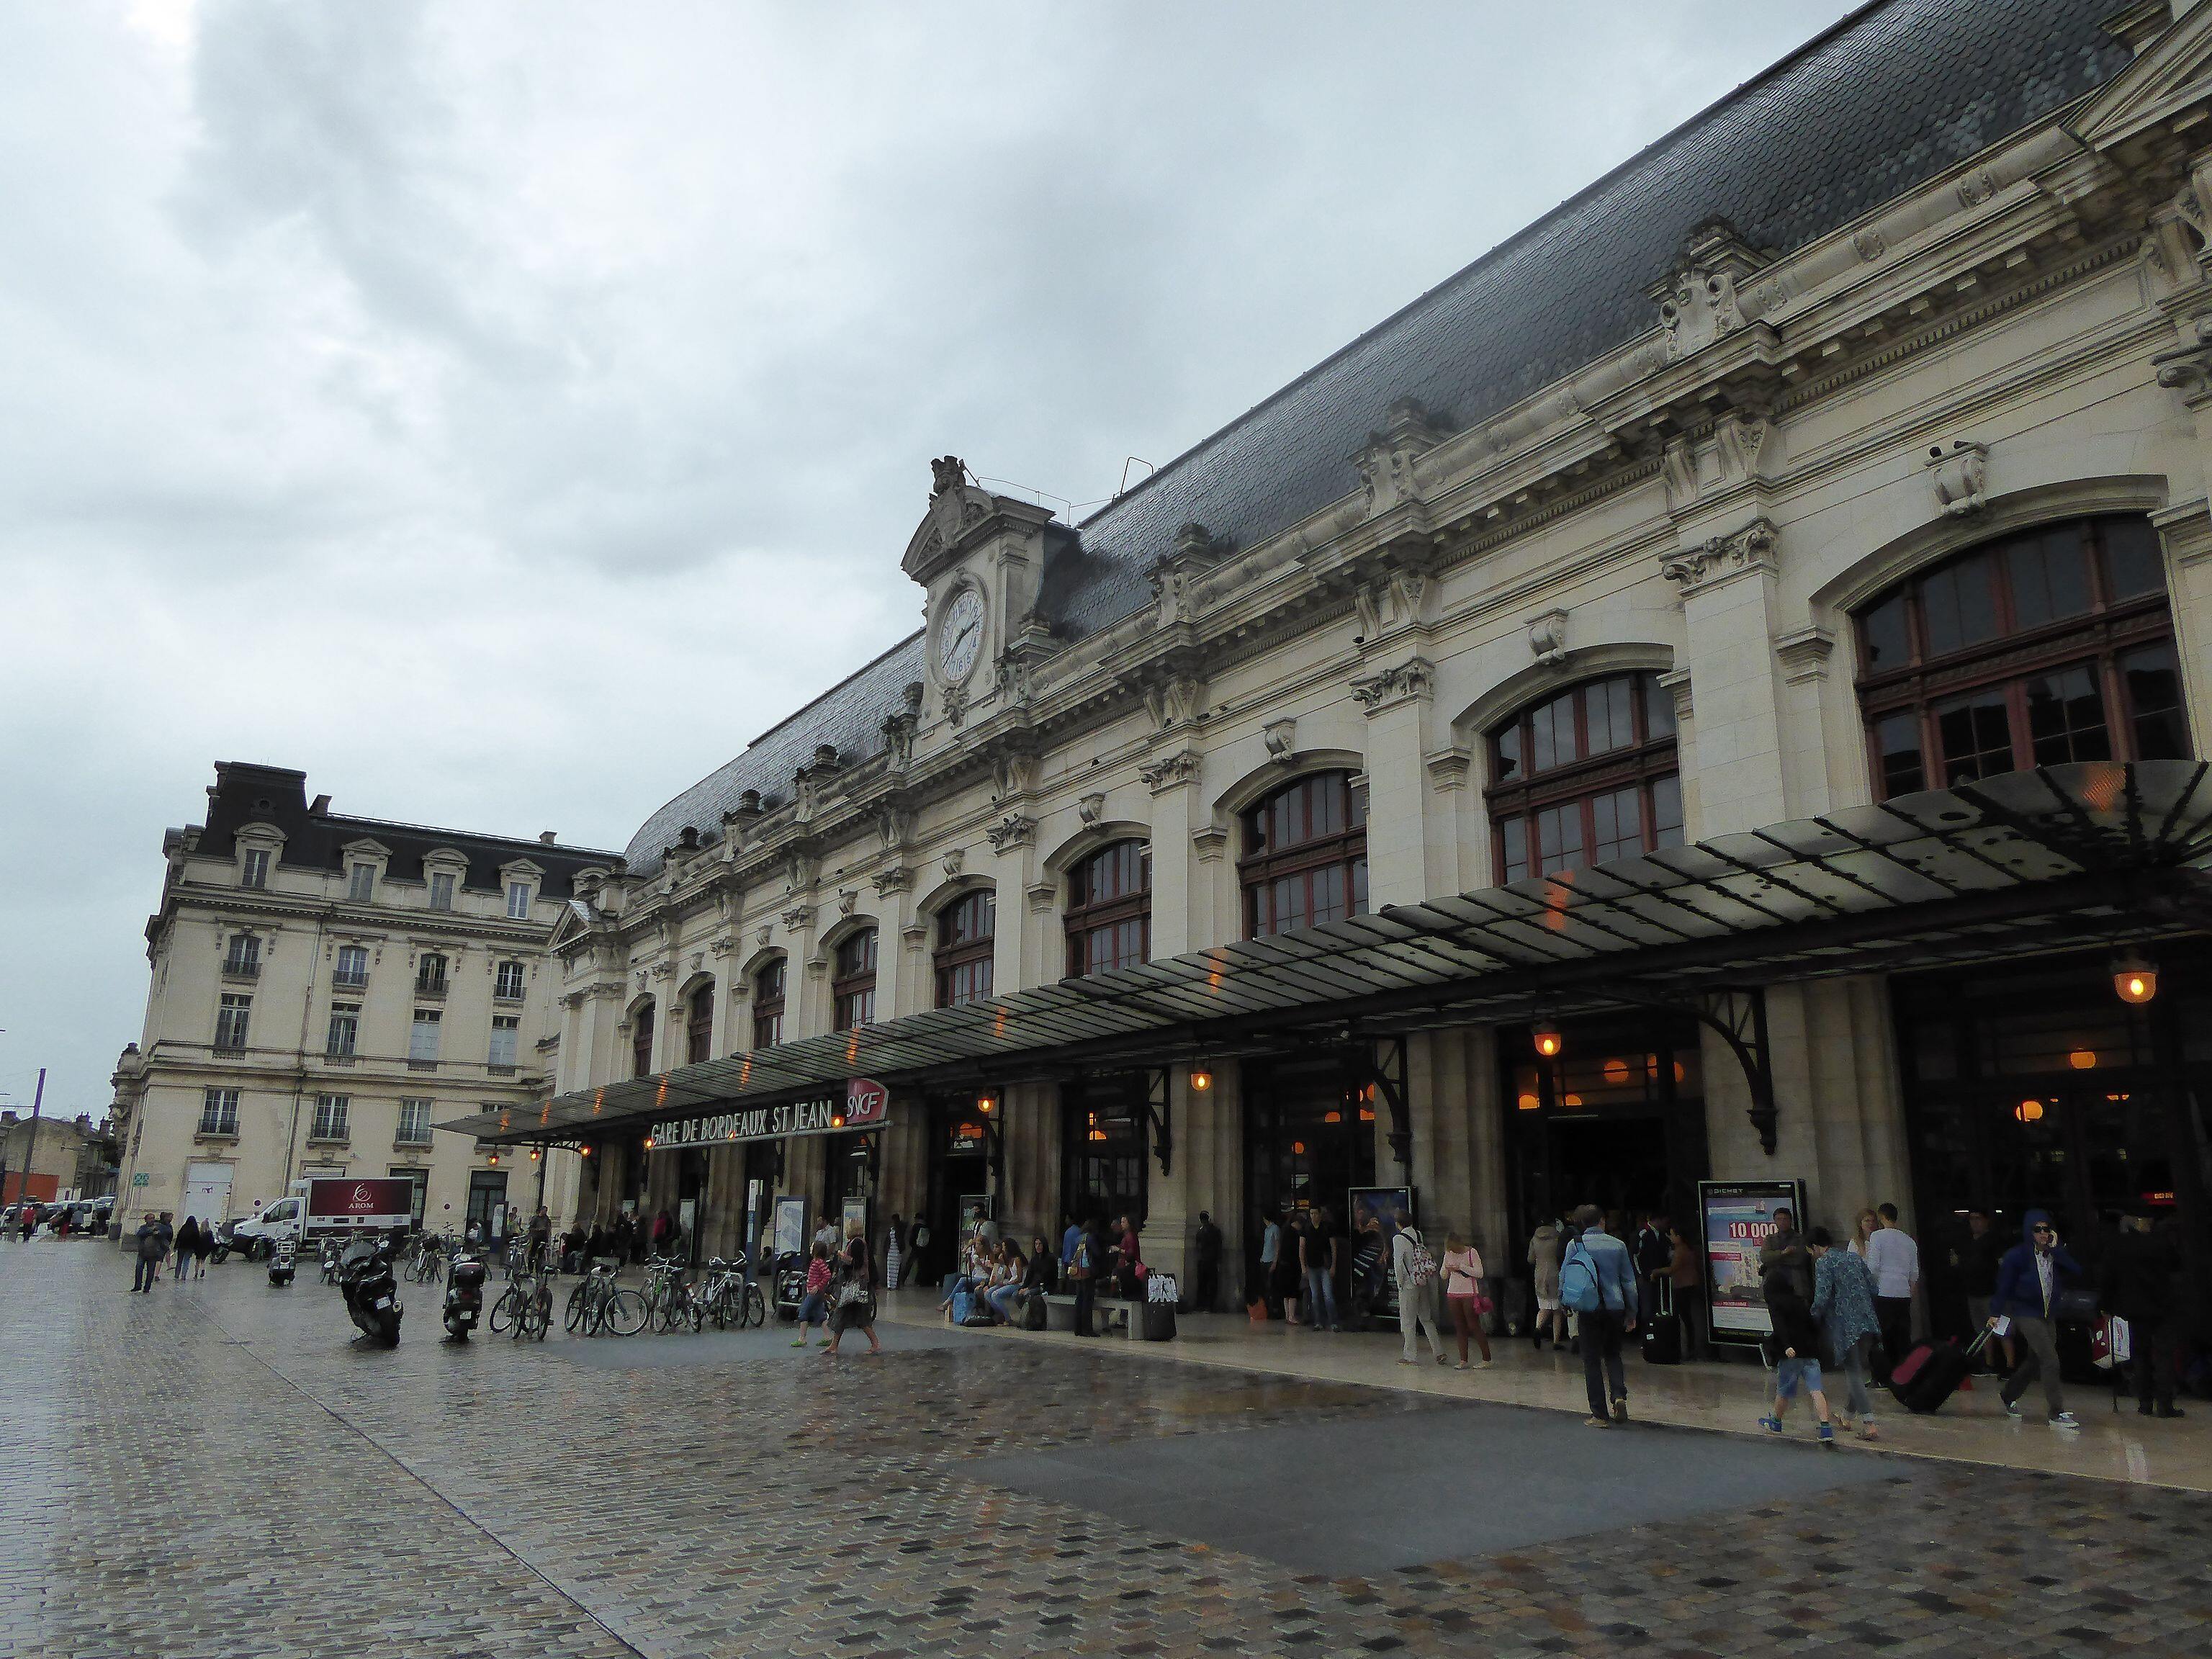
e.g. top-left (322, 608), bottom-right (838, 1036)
top-left (443, 1249), bottom-right (487, 1341)
top-left (337, 1234), bottom-right (403, 1346)
top-left (209, 1220), bottom-right (238, 1264)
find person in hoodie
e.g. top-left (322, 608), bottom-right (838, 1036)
top-left (1759, 1234), bottom-right (1837, 1448)
top-left (1988, 1208), bottom-right (2082, 1429)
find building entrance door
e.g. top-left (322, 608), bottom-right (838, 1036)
top-left (825, 1132), bottom-right (878, 1254)
top-left (923, 1097), bottom-right (989, 1287)
top-left (183, 1162), bottom-right (233, 1226)
top-left (467, 1170), bottom-right (508, 1243)
top-left (1241, 1048), bottom-right (1377, 1300)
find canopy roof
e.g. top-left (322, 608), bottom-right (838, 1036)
top-left (448, 762), bottom-right (2212, 1145)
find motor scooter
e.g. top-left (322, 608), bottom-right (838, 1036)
top-left (267, 1236), bottom-right (297, 1287)
top-left (208, 1220), bottom-right (238, 1264)
top-left (318, 1236), bottom-right (346, 1286)
top-left (443, 1248), bottom-right (487, 1341)
top-left (338, 1233), bottom-right (403, 1346)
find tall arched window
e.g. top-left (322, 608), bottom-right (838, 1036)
top-left (934, 890), bottom-right (996, 1007)
top-left (833, 929), bottom-right (878, 1031)
top-left (1486, 672), bottom-right (1680, 882)
top-left (1066, 840), bottom-right (1151, 976)
top-left (1241, 772), bottom-right (1367, 938)
top-left (685, 982), bottom-right (715, 1065)
top-left (752, 958), bottom-right (786, 1049)
top-left (630, 1001), bottom-right (655, 1079)
top-left (1853, 515), bottom-right (2187, 797)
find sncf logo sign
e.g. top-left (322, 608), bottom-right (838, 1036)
top-left (844, 1077), bottom-right (888, 1128)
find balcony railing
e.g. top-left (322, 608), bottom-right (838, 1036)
top-left (332, 971), bottom-right (369, 991)
top-left (222, 960), bottom-right (261, 980)
top-left (413, 979), bottom-right (447, 998)
top-left (393, 1132), bottom-right (433, 1148)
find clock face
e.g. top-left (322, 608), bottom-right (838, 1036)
top-left (938, 585), bottom-right (986, 682)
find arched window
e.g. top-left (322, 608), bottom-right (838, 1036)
top-left (1853, 515), bottom-right (2186, 797)
top-left (1486, 672), bottom-right (1680, 882)
top-left (752, 958), bottom-right (786, 1049)
top-left (934, 891), bottom-right (996, 1008)
top-left (631, 1001), bottom-right (655, 1079)
top-left (1066, 840), bottom-right (1151, 976)
top-left (1240, 772), bottom-right (1367, 938)
top-left (833, 929), bottom-right (878, 1031)
top-left (685, 982), bottom-right (715, 1065)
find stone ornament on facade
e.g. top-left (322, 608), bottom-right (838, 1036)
top-left (985, 813), bottom-right (1035, 853)
top-left (1351, 397), bottom-right (1446, 517)
top-left (1077, 791), bottom-right (1105, 824)
top-left (1263, 717), bottom-right (1297, 765)
top-left (836, 888), bottom-right (858, 917)
top-left (1349, 655), bottom-right (1436, 711)
top-left (780, 904), bottom-right (814, 932)
top-left (2152, 314), bottom-right (2212, 406)
top-left (880, 683), bottom-right (923, 768)
top-left (940, 680), bottom-right (971, 729)
top-left (941, 847), bottom-right (965, 878)
top-left (1661, 412), bottom-right (1770, 516)
top-left (1137, 749), bottom-right (1200, 793)
top-left (1923, 440), bottom-right (1989, 517)
top-left (1141, 672), bottom-right (1206, 733)
top-left (1527, 608), bottom-right (1569, 667)
top-left (1773, 625), bottom-right (1836, 685)
top-left (872, 866), bottom-right (913, 897)
top-left (1650, 221), bottom-right (1766, 360)
top-left (1658, 519), bottom-right (1778, 596)
top-left (1026, 880), bottom-right (1056, 913)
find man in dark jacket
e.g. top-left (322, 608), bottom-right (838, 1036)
top-left (1990, 1208), bottom-right (2082, 1429)
top-left (1191, 1212), bottom-right (1223, 1314)
top-left (130, 1216), bottom-right (164, 1292)
top-left (1951, 1210), bottom-right (2008, 1372)
top-left (1634, 1213), bottom-right (1672, 1328)
top-left (2103, 1205), bottom-right (2185, 1419)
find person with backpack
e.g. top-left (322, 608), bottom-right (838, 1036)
top-left (1759, 1238), bottom-right (1838, 1448)
top-left (1561, 1204), bottom-right (1637, 1426)
top-left (1390, 1209), bottom-right (1448, 1365)
top-left (1068, 1214), bottom-right (1107, 1337)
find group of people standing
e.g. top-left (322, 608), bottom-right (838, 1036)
top-left (788, 1215), bottom-right (881, 1355)
top-left (126, 1212), bottom-right (212, 1290)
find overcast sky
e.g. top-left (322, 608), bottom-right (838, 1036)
top-left (0, 0), bottom-right (1863, 1121)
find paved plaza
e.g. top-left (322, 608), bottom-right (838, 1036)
top-left (5, 1244), bottom-right (2211, 1658)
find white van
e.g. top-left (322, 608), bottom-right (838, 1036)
top-left (230, 1193), bottom-right (303, 1258)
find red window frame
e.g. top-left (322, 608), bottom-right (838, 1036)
top-left (832, 928), bottom-right (878, 1032)
top-left (1239, 772), bottom-right (1369, 938)
top-left (752, 958), bottom-right (786, 1050)
top-left (1065, 840), bottom-right (1151, 978)
top-left (630, 1002), bottom-right (655, 1079)
top-left (1852, 515), bottom-right (2187, 798)
top-left (1486, 673), bottom-right (1681, 883)
top-left (934, 890), bottom-right (997, 1008)
top-left (685, 983), bottom-right (715, 1065)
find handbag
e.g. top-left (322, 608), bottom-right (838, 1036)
top-left (835, 1277), bottom-right (871, 1308)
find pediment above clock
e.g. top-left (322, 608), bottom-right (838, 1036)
top-left (901, 457), bottom-right (1059, 587)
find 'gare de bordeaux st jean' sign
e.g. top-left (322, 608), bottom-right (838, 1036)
top-left (647, 1077), bottom-right (889, 1151)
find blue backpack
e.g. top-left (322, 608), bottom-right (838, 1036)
top-left (1560, 1241), bottom-right (1604, 1315)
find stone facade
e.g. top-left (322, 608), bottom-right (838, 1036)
top-left (542, 6), bottom-right (2212, 1300)
top-left (112, 764), bottom-right (617, 1241)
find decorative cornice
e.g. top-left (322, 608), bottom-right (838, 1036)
top-left (872, 865), bottom-right (914, 896)
top-left (1349, 655), bottom-right (1435, 712)
top-left (1138, 750), bottom-right (1201, 793)
top-left (985, 813), bottom-right (1035, 853)
top-left (1772, 626), bottom-right (1836, 685)
top-left (1658, 518), bottom-right (1776, 597)
top-left (1424, 747), bottom-right (1473, 791)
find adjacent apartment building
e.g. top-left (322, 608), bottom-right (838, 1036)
top-left (111, 763), bottom-right (618, 1241)
top-left (449, 0), bottom-right (2212, 1342)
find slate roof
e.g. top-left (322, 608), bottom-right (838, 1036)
top-left (625, 0), bottom-right (2133, 874)
top-left (189, 763), bottom-right (621, 900)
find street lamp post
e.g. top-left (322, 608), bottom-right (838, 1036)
top-left (7, 1069), bottom-right (46, 1213)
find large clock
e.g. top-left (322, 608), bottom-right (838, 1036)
top-left (937, 585), bottom-right (986, 683)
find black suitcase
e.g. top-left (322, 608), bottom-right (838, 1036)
top-left (1141, 1300), bottom-right (1177, 1341)
top-left (1641, 1280), bottom-right (1681, 1365)
top-left (1889, 1330), bottom-right (1989, 1415)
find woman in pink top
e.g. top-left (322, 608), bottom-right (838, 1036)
top-left (1442, 1233), bottom-right (1493, 1368)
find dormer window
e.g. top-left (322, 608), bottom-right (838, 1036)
top-left (348, 863), bottom-right (375, 903)
top-left (242, 848), bottom-right (271, 889)
top-left (429, 872), bottom-right (457, 911)
top-left (505, 881), bottom-right (531, 920)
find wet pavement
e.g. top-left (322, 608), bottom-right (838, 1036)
top-left (5, 1241), bottom-right (2211, 1658)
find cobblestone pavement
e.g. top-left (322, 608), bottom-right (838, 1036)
top-left (5, 1243), bottom-right (2211, 1658)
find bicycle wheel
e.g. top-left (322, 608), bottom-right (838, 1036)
top-left (744, 1283), bottom-right (766, 1328)
top-left (685, 1291), bottom-right (704, 1333)
top-left (565, 1280), bottom-right (589, 1332)
top-left (522, 1287), bottom-right (552, 1341)
top-left (488, 1285), bottom-right (519, 1334)
top-left (657, 1290), bottom-right (685, 1334)
top-left (603, 1287), bottom-right (648, 1336)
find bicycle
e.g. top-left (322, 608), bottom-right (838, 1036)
top-left (701, 1254), bottom-right (765, 1330)
top-left (566, 1256), bottom-right (647, 1336)
top-left (651, 1258), bottom-right (703, 1334)
top-left (490, 1261), bottom-right (554, 1340)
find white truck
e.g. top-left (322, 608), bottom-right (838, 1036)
top-left (229, 1177), bottom-right (415, 1259)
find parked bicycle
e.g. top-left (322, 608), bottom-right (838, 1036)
top-left (490, 1260), bottom-right (554, 1341)
top-left (564, 1256), bottom-right (647, 1337)
top-left (640, 1254), bottom-right (703, 1334)
top-left (701, 1253), bottom-right (765, 1330)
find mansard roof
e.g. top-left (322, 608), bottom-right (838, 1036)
top-left (625, 0), bottom-right (2131, 875)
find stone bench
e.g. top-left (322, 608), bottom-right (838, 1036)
top-left (1041, 1292), bottom-right (1130, 1335)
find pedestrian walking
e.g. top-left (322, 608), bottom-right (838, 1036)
top-left (1990, 1208), bottom-right (2082, 1429)
top-left (1527, 1219), bottom-right (1565, 1351)
top-left (2102, 1202), bottom-right (2185, 1419)
top-left (1665, 1222), bottom-right (1707, 1359)
top-left (17, 1202), bottom-right (33, 1242)
top-left (1634, 1212), bottom-right (1671, 1329)
top-left (1277, 1211), bottom-right (1308, 1326)
top-left (173, 1217), bottom-right (200, 1281)
top-left (1760, 1239), bottom-right (1838, 1448)
top-left (1864, 1202), bottom-right (1919, 1381)
top-left (1256, 1211), bottom-right (1281, 1318)
top-left (824, 1218), bottom-right (881, 1357)
top-left (1561, 1205), bottom-right (1636, 1425)
top-left (882, 1213), bottom-right (904, 1292)
top-left (1808, 1226), bottom-right (1880, 1440)
top-left (791, 1241), bottom-right (833, 1348)
top-left (130, 1215), bottom-right (164, 1292)
top-left (1390, 1210), bottom-right (1448, 1366)
top-left (1191, 1211), bottom-right (1223, 1313)
top-left (1300, 1208), bottom-right (1340, 1332)
top-left (1442, 1232), bottom-right (1492, 1368)
top-left (1952, 1209), bottom-right (2009, 1372)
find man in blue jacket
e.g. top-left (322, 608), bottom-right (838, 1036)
top-left (1989, 1208), bottom-right (2081, 1429)
top-left (1563, 1205), bottom-right (1637, 1427)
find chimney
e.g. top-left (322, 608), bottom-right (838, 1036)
top-left (309, 793), bottom-right (331, 814)
top-left (539, 831), bottom-right (557, 845)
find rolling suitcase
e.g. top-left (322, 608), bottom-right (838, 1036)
top-left (1641, 1280), bottom-right (1681, 1365)
top-left (1889, 1329), bottom-right (1990, 1415)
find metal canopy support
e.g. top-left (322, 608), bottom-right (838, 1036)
top-left (1698, 987), bottom-right (1778, 1156)
top-left (1139, 1067), bottom-right (1173, 1178)
top-left (1364, 1038), bottom-right (1412, 1170)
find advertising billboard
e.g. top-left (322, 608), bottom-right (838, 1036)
top-left (302, 1177), bottom-right (417, 1231)
top-left (1699, 1179), bottom-right (1806, 1342)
